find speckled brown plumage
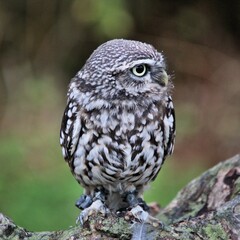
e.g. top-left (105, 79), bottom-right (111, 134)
top-left (60, 39), bottom-right (175, 223)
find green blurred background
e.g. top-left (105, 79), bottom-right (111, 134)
top-left (0, 0), bottom-right (239, 231)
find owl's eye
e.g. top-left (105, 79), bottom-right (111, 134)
top-left (131, 64), bottom-right (148, 77)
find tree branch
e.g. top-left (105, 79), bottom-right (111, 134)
top-left (1, 154), bottom-right (240, 239)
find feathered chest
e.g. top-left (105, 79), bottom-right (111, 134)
top-left (83, 102), bottom-right (164, 142)
top-left (62, 96), bottom-right (175, 189)
top-left (74, 103), bottom-right (165, 177)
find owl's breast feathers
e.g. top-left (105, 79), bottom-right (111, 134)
top-left (60, 93), bottom-right (175, 189)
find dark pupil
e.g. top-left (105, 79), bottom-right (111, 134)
top-left (136, 65), bottom-right (145, 74)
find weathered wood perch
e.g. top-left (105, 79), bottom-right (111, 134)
top-left (1, 154), bottom-right (240, 239)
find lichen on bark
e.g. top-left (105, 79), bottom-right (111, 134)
top-left (0, 154), bottom-right (240, 239)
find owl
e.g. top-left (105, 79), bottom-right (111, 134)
top-left (60, 39), bottom-right (175, 224)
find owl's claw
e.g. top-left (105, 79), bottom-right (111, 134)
top-left (125, 205), bottom-right (162, 227)
top-left (75, 194), bottom-right (93, 210)
top-left (76, 199), bottom-right (110, 225)
top-left (122, 191), bottom-right (161, 226)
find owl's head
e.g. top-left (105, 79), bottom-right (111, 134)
top-left (75, 39), bottom-right (172, 103)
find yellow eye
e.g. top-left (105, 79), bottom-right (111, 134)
top-left (131, 64), bottom-right (147, 77)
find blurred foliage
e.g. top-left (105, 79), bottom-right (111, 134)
top-left (0, 0), bottom-right (239, 231)
top-left (71, 0), bottom-right (133, 37)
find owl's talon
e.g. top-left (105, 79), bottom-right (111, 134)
top-left (75, 194), bottom-right (93, 210)
top-left (76, 213), bottom-right (86, 225)
top-left (125, 205), bottom-right (162, 227)
top-left (76, 199), bottom-right (109, 225)
top-left (126, 205), bottom-right (149, 222)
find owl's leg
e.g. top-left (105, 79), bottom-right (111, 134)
top-left (75, 194), bottom-right (93, 210)
top-left (124, 191), bottom-right (149, 211)
top-left (76, 188), bottom-right (110, 225)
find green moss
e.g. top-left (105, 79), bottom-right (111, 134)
top-left (99, 216), bottom-right (131, 239)
top-left (203, 224), bottom-right (228, 240)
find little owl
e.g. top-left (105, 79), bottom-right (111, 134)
top-left (60, 39), bottom-right (175, 224)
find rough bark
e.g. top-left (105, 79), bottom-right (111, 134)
top-left (0, 154), bottom-right (240, 240)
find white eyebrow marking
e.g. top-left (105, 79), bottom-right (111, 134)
top-left (109, 59), bottom-right (164, 73)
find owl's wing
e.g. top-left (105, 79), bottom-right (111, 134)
top-left (163, 96), bottom-right (176, 156)
top-left (60, 98), bottom-right (82, 164)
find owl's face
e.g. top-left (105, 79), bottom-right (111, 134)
top-left (112, 58), bottom-right (169, 96)
top-left (76, 39), bottom-right (171, 102)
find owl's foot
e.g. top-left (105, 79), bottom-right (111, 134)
top-left (124, 191), bottom-right (149, 211)
top-left (76, 199), bottom-right (110, 225)
top-left (125, 205), bottom-right (162, 227)
top-left (75, 194), bottom-right (93, 210)
top-left (123, 191), bottom-right (162, 227)
top-left (76, 189), bottom-right (109, 225)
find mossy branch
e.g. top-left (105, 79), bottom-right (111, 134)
top-left (1, 154), bottom-right (240, 239)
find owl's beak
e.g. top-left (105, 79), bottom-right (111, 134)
top-left (152, 67), bottom-right (169, 87)
top-left (153, 68), bottom-right (169, 86)
top-left (160, 69), bottom-right (169, 86)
